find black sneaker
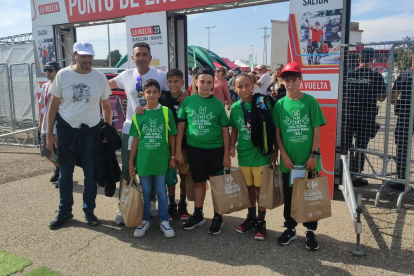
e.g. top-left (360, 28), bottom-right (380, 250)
top-left (168, 202), bottom-right (178, 221)
top-left (277, 228), bottom-right (297, 245)
top-left (183, 214), bottom-right (205, 230)
top-left (178, 202), bottom-right (190, 221)
top-left (353, 178), bottom-right (368, 187)
top-left (306, 231), bottom-right (319, 250)
top-left (387, 181), bottom-right (406, 191)
top-left (209, 215), bottom-right (223, 235)
top-left (254, 217), bottom-right (266, 240)
top-left (85, 213), bottom-right (99, 226)
top-left (49, 212), bottom-right (73, 230)
top-left (50, 166), bottom-right (60, 182)
top-left (236, 214), bottom-right (256, 233)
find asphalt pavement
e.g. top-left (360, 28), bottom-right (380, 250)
top-left (0, 145), bottom-right (413, 276)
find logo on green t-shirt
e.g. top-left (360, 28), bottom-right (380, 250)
top-left (189, 107), bottom-right (215, 131)
top-left (283, 110), bottom-right (310, 138)
top-left (143, 119), bottom-right (164, 146)
top-left (236, 116), bottom-right (251, 141)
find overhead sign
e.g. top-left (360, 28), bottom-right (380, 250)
top-left (288, 0), bottom-right (345, 197)
top-left (31, 0), bottom-right (236, 27)
top-left (125, 12), bottom-right (169, 71)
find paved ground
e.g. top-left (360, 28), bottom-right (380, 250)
top-left (1, 145), bottom-right (414, 276)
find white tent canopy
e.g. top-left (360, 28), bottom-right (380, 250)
top-left (234, 59), bottom-right (250, 68)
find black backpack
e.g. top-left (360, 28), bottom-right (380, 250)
top-left (242, 94), bottom-right (275, 156)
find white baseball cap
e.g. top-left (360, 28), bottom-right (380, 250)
top-left (228, 70), bottom-right (234, 73)
top-left (73, 41), bottom-right (95, 56)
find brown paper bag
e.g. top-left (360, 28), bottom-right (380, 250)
top-left (119, 176), bottom-right (144, 227)
top-left (259, 162), bottom-right (284, 209)
top-left (291, 173), bottom-right (331, 223)
top-left (185, 172), bottom-right (209, 201)
top-left (209, 168), bottom-right (251, 215)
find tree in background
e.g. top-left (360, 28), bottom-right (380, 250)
top-left (105, 49), bottom-right (122, 67)
top-left (395, 36), bottom-right (413, 73)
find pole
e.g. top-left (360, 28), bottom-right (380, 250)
top-left (107, 24), bottom-right (111, 67)
top-left (208, 28), bottom-right (210, 50)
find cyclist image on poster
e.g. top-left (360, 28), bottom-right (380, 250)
top-left (298, 9), bottom-right (342, 66)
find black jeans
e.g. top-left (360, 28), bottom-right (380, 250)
top-left (394, 115), bottom-right (414, 179)
top-left (282, 172), bottom-right (317, 231)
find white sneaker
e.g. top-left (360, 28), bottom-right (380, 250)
top-left (150, 201), bottom-right (158, 218)
top-left (134, 220), bottom-right (150, 237)
top-left (160, 221), bottom-right (175, 238)
top-left (115, 208), bottom-right (124, 225)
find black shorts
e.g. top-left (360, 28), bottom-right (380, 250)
top-left (186, 145), bottom-right (224, 183)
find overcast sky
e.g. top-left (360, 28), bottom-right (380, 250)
top-left (1, 0), bottom-right (413, 64)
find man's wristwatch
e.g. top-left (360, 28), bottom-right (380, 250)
top-left (310, 151), bottom-right (320, 156)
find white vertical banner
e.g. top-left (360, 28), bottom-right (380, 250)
top-left (125, 12), bottom-right (169, 71)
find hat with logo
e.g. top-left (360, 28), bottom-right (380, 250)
top-left (44, 61), bottom-right (61, 71)
top-left (73, 41), bottom-right (95, 56)
top-left (279, 62), bottom-right (301, 77)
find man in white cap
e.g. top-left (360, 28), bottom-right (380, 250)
top-left (46, 41), bottom-right (112, 229)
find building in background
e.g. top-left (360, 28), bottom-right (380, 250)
top-left (270, 20), bottom-right (363, 70)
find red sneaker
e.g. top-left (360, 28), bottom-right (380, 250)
top-left (236, 214), bottom-right (256, 233)
top-left (254, 217), bottom-right (266, 240)
top-left (178, 202), bottom-right (189, 221)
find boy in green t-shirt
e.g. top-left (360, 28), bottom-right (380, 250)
top-left (176, 67), bottom-right (231, 235)
top-left (229, 73), bottom-right (274, 240)
top-left (272, 63), bottom-right (326, 251)
top-left (129, 79), bottom-right (177, 239)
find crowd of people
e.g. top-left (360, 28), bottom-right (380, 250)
top-left (36, 40), bottom-right (412, 253)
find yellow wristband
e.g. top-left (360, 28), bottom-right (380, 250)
top-left (171, 156), bottom-right (175, 159)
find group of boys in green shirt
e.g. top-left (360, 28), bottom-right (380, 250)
top-left (129, 63), bottom-right (326, 251)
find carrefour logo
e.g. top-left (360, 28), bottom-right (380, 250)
top-left (307, 181), bottom-right (318, 190)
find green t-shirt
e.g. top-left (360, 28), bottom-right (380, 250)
top-left (272, 93), bottom-right (326, 173)
top-left (229, 99), bottom-right (272, 167)
top-left (129, 107), bottom-right (177, 176)
top-left (178, 94), bottom-right (229, 149)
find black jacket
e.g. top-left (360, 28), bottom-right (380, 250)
top-left (53, 114), bottom-right (121, 197)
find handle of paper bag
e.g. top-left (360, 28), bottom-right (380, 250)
top-left (223, 167), bottom-right (230, 175)
top-left (305, 169), bottom-right (317, 180)
top-left (272, 160), bottom-right (279, 168)
top-left (129, 175), bottom-right (143, 192)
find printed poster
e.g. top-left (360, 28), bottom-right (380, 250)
top-left (33, 25), bottom-right (56, 78)
top-left (288, 0), bottom-right (346, 197)
top-left (125, 12), bottom-right (169, 71)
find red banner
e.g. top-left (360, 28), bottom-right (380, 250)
top-left (300, 80), bottom-right (331, 91)
top-left (64, 0), bottom-right (235, 23)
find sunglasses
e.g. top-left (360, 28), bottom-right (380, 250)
top-left (43, 68), bottom-right (55, 73)
top-left (136, 76), bottom-right (142, 92)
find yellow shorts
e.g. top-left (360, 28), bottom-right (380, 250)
top-left (239, 165), bottom-right (269, 187)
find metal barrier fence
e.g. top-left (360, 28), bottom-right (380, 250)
top-left (337, 41), bottom-right (414, 211)
top-left (0, 62), bottom-right (38, 147)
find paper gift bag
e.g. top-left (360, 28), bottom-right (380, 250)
top-left (185, 172), bottom-right (209, 201)
top-left (209, 168), bottom-right (251, 215)
top-left (291, 173), bottom-right (331, 223)
top-left (259, 162), bottom-right (284, 209)
top-left (119, 176), bottom-right (144, 227)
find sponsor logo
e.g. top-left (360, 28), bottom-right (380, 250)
top-left (224, 183), bottom-right (240, 195)
top-left (303, 0), bottom-right (329, 6)
top-left (37, 30), bottom-right (47, 36)
top-left (39, 2), bottom-right (60, 15)
top-left (285, 64), bottom-right (291, 70)
top-left (299, 80), bottom-right (331, 91)
top-left (307, 181), bottom-right (318, 190)
top-left (226, 175), bottom-right (234, 183)
top-left (131, 26), bottom-right (154, 37)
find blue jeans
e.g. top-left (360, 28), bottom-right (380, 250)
top-left (140, 175), bottom-right (168, 222)
top-left (58, 134), bottom-right (97, 215)
top-left (229, 89), bottom-right (239, 102)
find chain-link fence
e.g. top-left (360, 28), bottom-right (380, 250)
top-left (0, 63), bottom-right (14, 134)
top-left (337, 41), bottom-right (414, 211)
top-left (0, 62), bottom-right (38, 146)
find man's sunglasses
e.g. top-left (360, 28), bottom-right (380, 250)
top-left (136, 76), bottom-right (142, 92)
top-left (43, 68), bottom-right (55, 73)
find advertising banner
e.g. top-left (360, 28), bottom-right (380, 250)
top-left (249, 55), bottom-right (254, 71)
top-left (32, 25), bottom-right (56, 78)
top-left (125, 12), bottom-right (169, 71)
top-left (31, 0), bottom-right (236, 28)
top-left (109, 96), bottom-right (125, 131)
top-left (288, 0), bottom-right (345, 198)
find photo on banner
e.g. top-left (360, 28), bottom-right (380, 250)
top-left (125, 12), bottom-right (169, 71)
top-left (32, 25), bottom-right (56, 78)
